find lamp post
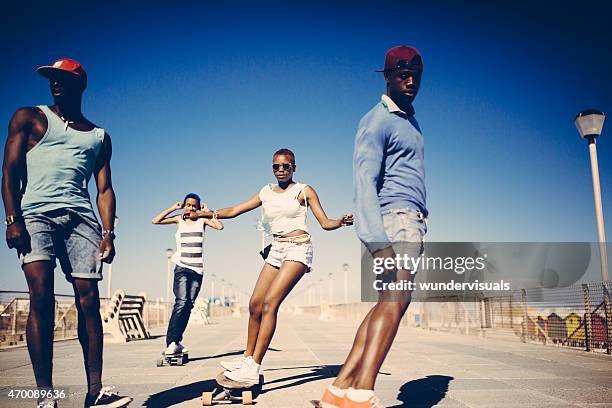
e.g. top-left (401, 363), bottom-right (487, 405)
top-left (106, 216), bottom-right (119, 298)
top-left (221, 279), bottom-right (226, 306)
top-left (328, 272), bottom-right (334, 305)
top-left (575, 109), bottom-right (608, 281)
top-left (342, 263), bottom-right (349, 304)
top-left (210, 273), bottom-right (216, 301)
top-left (165, 248), bottom-right (174, 321)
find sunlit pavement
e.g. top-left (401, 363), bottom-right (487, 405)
top-left (1, 311), bottom-right (611, 407)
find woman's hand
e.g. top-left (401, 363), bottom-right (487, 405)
top-left (182, 211), bottom-right (199, 221)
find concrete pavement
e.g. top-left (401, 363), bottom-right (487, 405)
top-left (1, 311), bottom-right (611, 407)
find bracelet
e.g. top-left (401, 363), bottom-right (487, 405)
top-left (102, 230), bottom-right (115, 238)
top-left (5, 215), bottom-right (22, 226)
top-left (212, 211), bottom-right (218, 220)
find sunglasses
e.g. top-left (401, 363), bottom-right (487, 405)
top-left (272, 163), bottom-right (294, 171)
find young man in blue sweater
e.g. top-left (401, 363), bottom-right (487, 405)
top-left (318, 45), bottom-right (428, 408)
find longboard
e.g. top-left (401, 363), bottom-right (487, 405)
top-left (201, 371), bottom-right (264, 406)
top-left (156, 352), bottom-right (188, 367)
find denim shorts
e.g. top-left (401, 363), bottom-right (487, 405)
top-left (20, 209), bottom-right (103, 280)
top-left (265, 241), bottom-right (313, 272)
top-left (382, 208), bottom-right (427, 271)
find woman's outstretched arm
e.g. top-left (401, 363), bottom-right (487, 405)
top-left (303, 186), bottom-right (353, 231)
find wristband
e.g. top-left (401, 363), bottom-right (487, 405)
top-left (5, 215), bottom-right (22, 226)
top-left (102, 230), bottom-right (115, 239)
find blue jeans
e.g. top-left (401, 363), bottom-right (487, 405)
top-left (166, 265), bottom-right (203, 346)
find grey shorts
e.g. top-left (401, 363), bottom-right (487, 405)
top-left (20, 209), bottom-right (103, 280)
top-left (382, 208), bottom-right (427, 270)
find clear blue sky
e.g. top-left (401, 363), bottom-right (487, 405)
top-left (1, 1), bottom-right (611, 301)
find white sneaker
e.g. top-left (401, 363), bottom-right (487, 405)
top-left (176, 342), bottom-right (188, 354)
top-left (164, 342), bottom-right (179, 355)
top-left (224, 356), bottom-right (260, 384)
top-left (220, 355), bottom-right (247, 371)
top-left (37, 398), bottom-right (57, 408)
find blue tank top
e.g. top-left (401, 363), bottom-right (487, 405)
top-left (20, 105), bottom-right (105, 222)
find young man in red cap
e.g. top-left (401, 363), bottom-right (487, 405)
top-left (2, 59), bottom-right (132, 408)
top-left (316, 45), bottom-right (428, 408)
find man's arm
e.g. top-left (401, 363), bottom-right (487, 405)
top-left (353, 123), bottom-right (391, 254)
top-left (2, 108), bottom-right (35, 255)
top-left (95, 133), bottom-right (116, 263)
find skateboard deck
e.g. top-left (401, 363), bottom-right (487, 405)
top-left (156, 352), bottom-right (188, 367)
top-left (201, 371), bottom-right (263, 406)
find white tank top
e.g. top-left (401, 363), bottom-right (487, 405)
top-left (171, 218), bottom-right (206, 274)
top-left (259, 183), bottom-right (309, 235)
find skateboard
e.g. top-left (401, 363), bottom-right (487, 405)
top-left (201, 371), bottom-right (264, 406)
top-left (156, 351), bottom-right (188, 367)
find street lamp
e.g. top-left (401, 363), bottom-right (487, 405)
top-left (165, 248), bottom-right (174, 321)
top-left (575, 109), bottom-right (608, 281)
top-left (221, 279), bottom-right (226, 306)
top-left (328, 272), bottom-right (334, 305)
top-left (210, 273), bottom-right (216, 301)
top-left (107, 216), bottom-right (119, 298)
top-left (342, 263), bottom-right (349, 304)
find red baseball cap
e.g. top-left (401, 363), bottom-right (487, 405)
top-left (375, 45), bottom-right (423, 73)
top-left (36, 58), bottom-right (87, 85)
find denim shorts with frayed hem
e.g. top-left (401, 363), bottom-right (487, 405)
top-left (265, 240), bottom-right (313, 272)
top-left (20, 208), bottom-right (103, 280)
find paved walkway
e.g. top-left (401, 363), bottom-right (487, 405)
top-left (1, 312), bottom-right (611, 407)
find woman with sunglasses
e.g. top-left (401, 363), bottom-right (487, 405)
top-left (186, 148), bottom-right (352, 384)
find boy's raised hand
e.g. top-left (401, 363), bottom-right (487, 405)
top-left (172, 201), bottom-right (183, 211)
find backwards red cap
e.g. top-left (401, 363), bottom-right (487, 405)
top-left (375, 45), bottom-right (423, 73)
top-left (36, 58), bottom-right (87, 85)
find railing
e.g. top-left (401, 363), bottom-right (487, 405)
top-left (290, 281), bottom-right (612, 355)
top-left (0, 290), bottom-right (235, 348)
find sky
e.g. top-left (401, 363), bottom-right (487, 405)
top-left (1, 1), bottom-right (611, 303)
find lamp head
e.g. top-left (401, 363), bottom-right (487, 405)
top-left (575, 109), bottom-right (605, 139)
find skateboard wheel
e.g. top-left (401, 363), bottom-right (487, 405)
top-left (182, 354), bottom-right (189, 363)
top-left (242, 390), bottom-right (252, 405)
top-left (259, 374), bottom-right (264, 385)
top-left (201, 391), bottom-right (213, 406)
top-left (177, 358), bottom-right (184, 366)
top-left (156, 358), bottom-right (164, 367)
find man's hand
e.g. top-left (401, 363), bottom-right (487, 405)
top-left (340, 214), bottom-right (354, 226)
top-left (172, 202), bottom-right (183, 211)
top-left (6, 221), bottom-right (31, 256)
top-left (98, 234), bottom-right (116, 263)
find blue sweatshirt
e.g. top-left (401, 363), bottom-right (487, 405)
top-left (353, 95), bottom-right (427, 252)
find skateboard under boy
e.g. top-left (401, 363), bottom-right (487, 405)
top-left (156, 351), bottom-right (188, 367)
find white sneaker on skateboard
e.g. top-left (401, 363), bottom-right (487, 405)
top-left (220, 355), bottom-right (247, 371)
top-left (224, 357), bottom-right (260, 384)
top-left (164, 342), bottom-right (179, 355)
top-left (176, 342), bottom-right (188, 354)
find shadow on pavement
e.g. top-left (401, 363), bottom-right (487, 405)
top-left (143, 379), bottom-right (217, 407)
top-left (188, 348), bottom-right (281, 362)
top-left (389, 375), bottom-right (453, 408)
top-left (262, 364), bottom-right (342, 393)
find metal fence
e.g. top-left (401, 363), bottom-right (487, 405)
top-left (420, 281), bottom-right (611, 354)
